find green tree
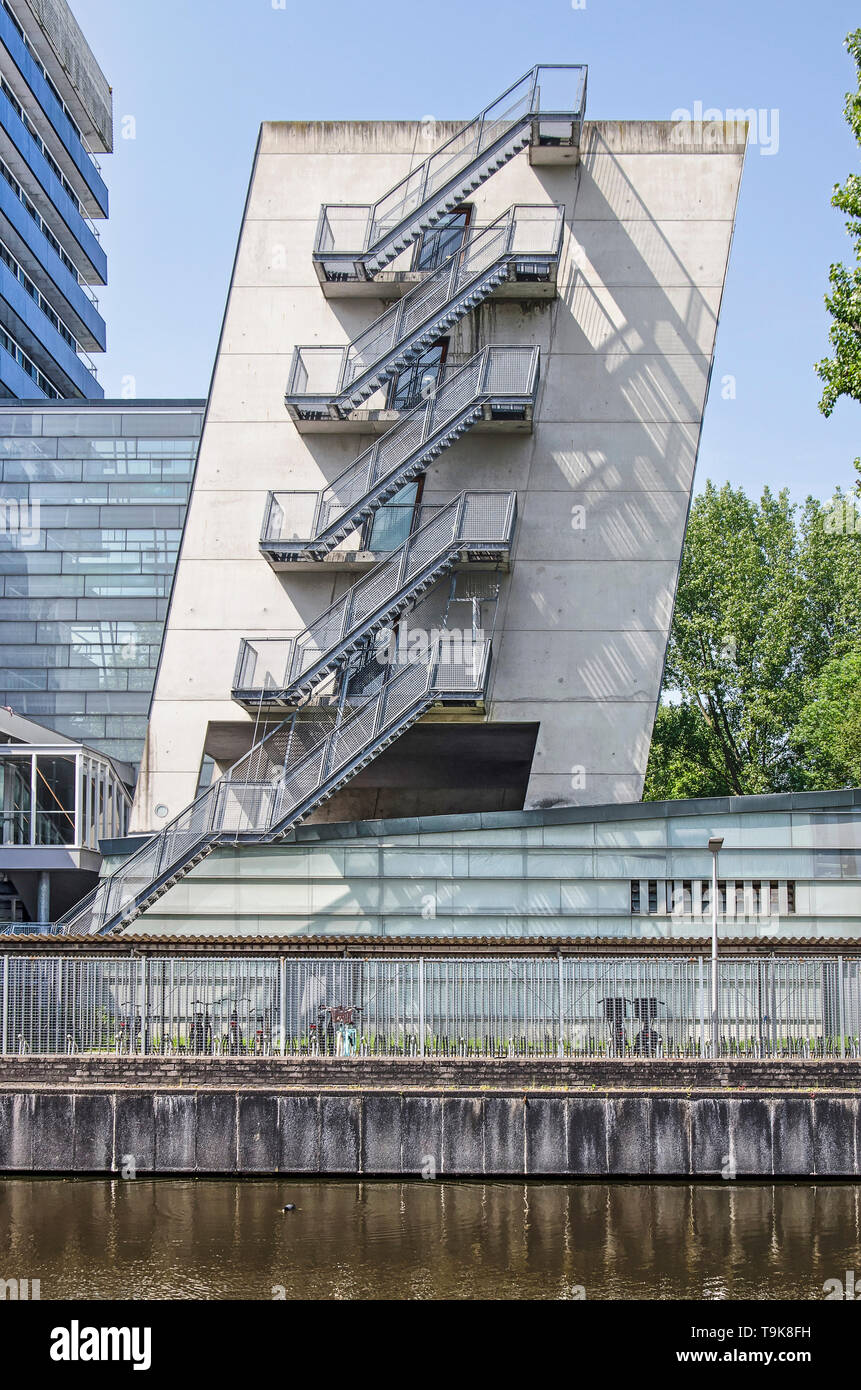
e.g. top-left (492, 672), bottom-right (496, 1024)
top-left (816, 29), bottom-right (861, 425)
top-left (643, 482), bottom-right (861, 800)
top-left (792, 649), bottom-right (861, 787)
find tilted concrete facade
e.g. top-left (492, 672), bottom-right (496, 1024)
top-left (132, 116), bottom-right (745, 834)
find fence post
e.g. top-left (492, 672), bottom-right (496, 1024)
top-left (557, 953), bottom-right (564, 1053)
top-left (698, 956), bottom-right (705, 1057)
top-left (279, 957), bottom-right (287, 1057)
top-left (838, 954), bottom-right (845, 1057)
top-left (1, 955), bottom-right (7, 1056)
top-left (138, 957), bottom-right (145, 1055)
top-left (418, 956), bottom-right (425, 1057)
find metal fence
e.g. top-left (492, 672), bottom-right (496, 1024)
top-left (2, 956), bottom-right (859, 1059)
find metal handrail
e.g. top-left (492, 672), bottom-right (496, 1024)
top-left (289, 206), bottom-right (561, 412)
top-left (314, 65), bottom-right (586, 268)
top-left (239, 490), bottom-right (516, 700)
top-left (274, 346), bottom-right (537, 551)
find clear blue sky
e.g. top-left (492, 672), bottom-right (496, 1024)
top-left (72, 0), bottom-right (859, 501)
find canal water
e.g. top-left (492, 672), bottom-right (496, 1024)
top-left (1, 1179), bottom-right (859, 1300)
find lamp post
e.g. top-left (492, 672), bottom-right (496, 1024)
top-left (708, 837), bottom-right (724, 1058)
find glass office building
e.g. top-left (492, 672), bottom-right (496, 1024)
top-left (0, 0), bottom-right (112, 399)
top-left (0, 399), bottom-right (205, 767)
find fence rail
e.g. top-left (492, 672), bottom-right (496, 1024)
top-left (2, 956), bottom-right (859, 1059)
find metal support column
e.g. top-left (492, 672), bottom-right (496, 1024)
top-left (36, 871), bottom-right (50, 926)
top-left (279, 957), bottom-right (287, 1056)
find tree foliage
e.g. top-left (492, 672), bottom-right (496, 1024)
top-left (816, 29), bottom-right (861, 420)
top-left (792, 649), bottom-right (861, 787)
top-left (643, 483), bottom-right (861, 800)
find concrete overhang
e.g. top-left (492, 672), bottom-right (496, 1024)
top-left (0, 845), bottom-right (101, 872)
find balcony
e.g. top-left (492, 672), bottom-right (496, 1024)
top-left (286, 336), bottom-right (536, 444)
top-left (232, 634), bottom-right (494, 717)
top-left (261, 500), bottom-right (517, 573)
top-left (316, 205), bottom-right (565, 301)
top-left (0, 4), bottom-right (109, 218)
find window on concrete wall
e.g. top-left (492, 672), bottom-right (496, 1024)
top-left (413, 207), bottom-right (472, 272)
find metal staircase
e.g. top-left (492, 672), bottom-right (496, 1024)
top-left (57, 495), bottom-right (512, 936)
top-left (272, 346), bottom-right (536, 561)
top-left (55, 634), bottom-right (491, 937)
top-left (286, 205), bottom-right (561, 418)
top-left (313, 64), bottom-right (586, 283)
top-left (234, 491), bottom-right (516, 711)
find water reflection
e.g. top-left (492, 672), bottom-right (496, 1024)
top-left (0, 1179), bottom-right (858, 1300)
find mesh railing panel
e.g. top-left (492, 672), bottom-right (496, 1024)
top-left (3, 956), bottom-right (858, 1058)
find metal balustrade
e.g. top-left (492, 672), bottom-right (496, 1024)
top-left (236, 491), bottom-right (515, 707)
top-left (313, 65), bottom-right (586, 282)
top-left (274, 346), bottom-right (537, 557)
top-left (288, 206), bottom-right (562, 417)
top-left (55, 633), bottom-right (493, 938)
top-left (3, 955), bottom-right (858, 1059)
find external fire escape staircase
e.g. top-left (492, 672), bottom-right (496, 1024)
top-left (271, 345), bottom-right (537, 562)
top-left (313, 64), bottom-right (586, 284)
top-left (234, 491), bottom-right (516, 710)
top-left (287, 204), bottom-right (562, 420)
top-left (57, 495), bottom-right (516, 937)
top-left (54, 66), bottom-right (585, 937)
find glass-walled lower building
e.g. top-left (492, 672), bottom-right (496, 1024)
top-left (0, 739), bottom-right (129, 849)
top-left (0, 705), bottom-right (131, 926)
top-left (0, 399), bottom-right (204, 766)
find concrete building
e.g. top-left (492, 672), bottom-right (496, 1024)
top-left (57, 67), bottom-right (755, 942)
top-left (0, 0), bottom-right (111, 399)
top-left (132, 68), bottom-right (746, 838)
top-left (0, 398), bottom-right (204, 767)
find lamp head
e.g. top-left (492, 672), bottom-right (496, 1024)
top-left (707, 837), bottom-right (724, 853)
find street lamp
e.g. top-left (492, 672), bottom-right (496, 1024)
top-left (708, 837), bottom-right (724, 1058)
